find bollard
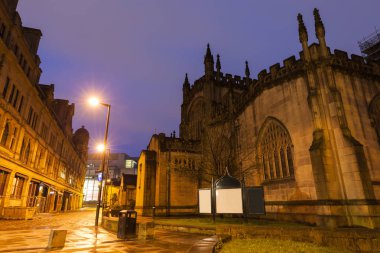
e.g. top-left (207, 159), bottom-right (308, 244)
top-left (47, 229), bottom-right (67, 249)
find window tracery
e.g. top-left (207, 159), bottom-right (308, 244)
top-left (173, 156), bottom-right (198, 176)
top-left (258, 118), bottom-right (294, 181)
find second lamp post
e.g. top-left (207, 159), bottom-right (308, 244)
top-left (89, 97), bottom-right (111, 227)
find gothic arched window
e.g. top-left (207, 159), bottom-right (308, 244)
top-left (257, 118), bottom-right (295, 181)
top-left (369, 94), bottom-right (380, 144)
top-left (1, 122), bottom-right (9, 146)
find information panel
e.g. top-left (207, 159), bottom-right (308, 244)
top-left (246, 187), bottom-right (265, 214)
top-left (216, 188), bottom-right (243, 214)
top-left (198, 189), bottom-right (211, 214)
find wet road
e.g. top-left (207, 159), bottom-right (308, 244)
top-left (0, 208), bottom-right (206, 252)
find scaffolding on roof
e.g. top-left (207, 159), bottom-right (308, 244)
top-left (358, 29), bottom-right (380, 62)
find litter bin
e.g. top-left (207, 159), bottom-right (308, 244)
top-left (117, 210), bottom-right (137, 239)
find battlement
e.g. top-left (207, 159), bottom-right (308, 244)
top-left (155, 133), bottom-right (201, 153)
top-left (190, 71), bottom-right (250, 90)
top-left (232, 54), bottom-right (305, 117)
top-left (218, 72), bottom-right (250, 87)
top-left (184, 71), bottom-right (250, 104)
top-left (331, 49), bottom-right (380, 76)
top-left (256, 55), bottom-right (303, 84)
top-left (333, 49), bottom-right (366, 63)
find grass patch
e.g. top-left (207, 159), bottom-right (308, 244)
top-left (154, 217), bottom-right (216, 228)
top-left (220, 239), bottom-right (350, 253)
top-left (154, 217), bottom-right (309, 228)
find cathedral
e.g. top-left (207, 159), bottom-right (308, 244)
top-left (136, 9), bottom-right (380, 228)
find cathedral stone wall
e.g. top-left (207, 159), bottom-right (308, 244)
top-left (240, 76), bottom-right (317, 201)
top-left (136, 9), bottom-right (380, 228)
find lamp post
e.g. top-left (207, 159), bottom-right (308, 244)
top-left (89, 97), bottom-right (111, 227)
top-left (102, 148), bottom-right (111, 209)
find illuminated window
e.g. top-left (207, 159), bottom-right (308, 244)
top-left (60, 168), bottom-right (66, 179)
top-left (125, 159), bottom-right (137, 168)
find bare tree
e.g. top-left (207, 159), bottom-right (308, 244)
top-left (198, 114), bottom-right (259, 187)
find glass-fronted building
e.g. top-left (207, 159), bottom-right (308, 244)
top-left (83, 153), bottom-right (137, 204)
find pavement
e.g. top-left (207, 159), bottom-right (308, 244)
top-left (0, 208), bottom-right (207, 252)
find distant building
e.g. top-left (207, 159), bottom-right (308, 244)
top-left (136, 9), bottom-right (380, 228)
top-left (0, 0), bottom-right (89, 219)
top-left (119, 174), bottom-right (137, 209)
top-left (83, 152), bottom-right (137, 204)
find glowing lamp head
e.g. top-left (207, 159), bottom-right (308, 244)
top-left (88, 97), bottom-right (100, 106)
top-left (96, 143), bottom-right (105, 153)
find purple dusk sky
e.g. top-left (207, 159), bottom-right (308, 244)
top-left (18, 1), bottom-right (379, 156)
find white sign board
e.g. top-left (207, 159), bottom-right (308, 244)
top-left (216, 188), bottom-right (243, 214)
top-left (198, 189), bottom-right (211, 214)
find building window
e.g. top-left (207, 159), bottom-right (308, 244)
top-left (21, 140), bottom-right (31, 164)
top-left (10, 127), bottom-right (17, 150)
top-left (125, 159), bottom-right (137, 169)
top-left (12, 89), bottom-right (19, 108)
top-left (46, 155), bottom-right (53, 175)
top-left (257, 117), bottom-right (295, 182)
top-left (0, 23), bottom-right (6, 38)
top-left (40, 122), bottom-right (48, 140)
top-left (27, 107), bottom-right (33, 124)
top-left (13, 45), bottom-right (19, 57)
top-left (25, 143), bottom-right (31, 162)
top-left (0, 121), bottom-right (9, 146)
top-left (0, 170), bottom-right (9, 196)
top-left (36, 148), bottom-right (44, 170)
top-left (11, 175), bottom-right (25, 199)
top-left (18, 96), bottom-right (24, 113)
top-left (32, 115), bottom-right (38, 129)
top-left (60, 168), bottom-right (66, 179)
top-left (2, 77), bottom-right (10, 99)
top-left (20, 138), bottom-right (26, 159)
top-left (7, 84), bottom-right (15, 104)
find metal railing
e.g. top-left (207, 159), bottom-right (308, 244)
top-left (27, 196), bottom-right (47, 213)
top-left (0, 195), bottom-right (47, 212)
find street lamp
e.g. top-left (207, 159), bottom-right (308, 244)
top-left (96, 143), bottom-right (106, 153)
top-left (89, 97), bottom-right (111, 227)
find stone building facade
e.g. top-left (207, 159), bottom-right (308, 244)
top-left (0, 0), bottom-right (89, 219)
top-left (136, 9), bottom-right (380, 228)
top-left (136, 133), bottom-right (201, 216)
